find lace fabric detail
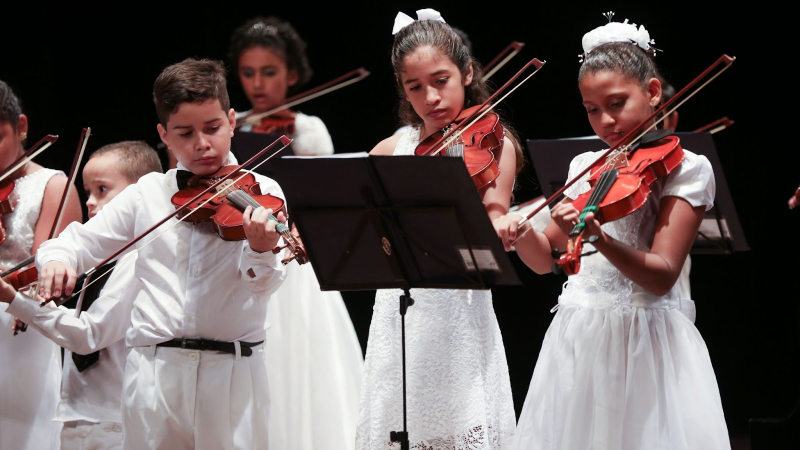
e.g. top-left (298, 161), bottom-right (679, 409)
top-left (355, 126), bottom-right (516, 450)
top-left (0, 168), bottom-right (63, 268)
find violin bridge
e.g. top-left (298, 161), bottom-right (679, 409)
top-left (606, 149), bottom-right (630, 169)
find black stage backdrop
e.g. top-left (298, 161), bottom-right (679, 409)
top-left (4, 1), bottom-right (796, 444)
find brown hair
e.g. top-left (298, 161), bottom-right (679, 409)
top-left (0, 80), bottom-right (22, 128)
top-left (89, 140), bottom-right (163, 183)
top-left (391, 19), bottom-right (525, 177)
top-left (153, 58), bottom-right (230, 127)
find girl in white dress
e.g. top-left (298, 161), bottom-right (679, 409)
top-left (0, 79), bottom-right (82, 449)
top-left (227, 16), bottom-right (364, 450)
top-left (495, 14), bottom-right (731, 450)
top-left (358, 9), bottom-right (523, 450)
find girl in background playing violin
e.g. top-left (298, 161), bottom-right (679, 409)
top-left (357, 9), bottom-right (521, 449)
top-left (0, 79), bottom-right (82, 449)
top-left (227, 16), bottom-right (364, 450)
top-left (494, 14), bottom-right (731, 449)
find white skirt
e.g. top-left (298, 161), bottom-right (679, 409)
top-left (265, 262), bottom-right (364, 450)
top-left (512, 302), bottom-right (731, 450)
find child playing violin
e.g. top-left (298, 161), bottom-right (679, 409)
top-left (494, 14), bottom-right (731, 449)
top-left (356, 9), bottom-right (523, 450)
top-left (30, 58), bottom-right (288, 450)
top-left (1, 140), bottom-right (162, 450)
top-left (0, 79), bottom-right (82, 450)
top-left (226, 16), bottom-right (365, 450)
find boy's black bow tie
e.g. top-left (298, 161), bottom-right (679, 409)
top-left (176, 170), bottom-right (194, 190)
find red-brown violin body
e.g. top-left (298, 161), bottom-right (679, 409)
top-left (414, 105), bottom-right (503, 190)
top-left (571, 134), bottom-right (684, 223)
top-left (170, 165), bottom-right (308, 264)
top-left (555, 133), bottom-right (684, 276)
top-left (0, 180), bottom-right (16, 245)
top-left (250, 110), bottom-right (296, 136)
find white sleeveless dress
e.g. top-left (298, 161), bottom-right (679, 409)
top-left (237, 110), bottom-right (364, 450)
top-left (355, 127), bottom-right (516, 450)
top-left (511, 150), bottom-right (731, 450)
top-left (0, 168), bottom-right (64, 450)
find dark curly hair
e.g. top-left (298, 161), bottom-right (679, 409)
top-left (228, 16), bottom-right (313, 95)
top-left (0, 80), bottom-right (23, 128)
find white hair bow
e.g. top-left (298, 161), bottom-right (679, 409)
top-left (392, 8), bottom-right (446, 35)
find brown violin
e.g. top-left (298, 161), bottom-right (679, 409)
top-left (415, 105), bottom-right (503, 190)
top-left (0, 181), bottom-right (15, 245)
top-left (251, 110), bottom-right (296, 136)
top-left (170, 165), bottom-right (308, 265)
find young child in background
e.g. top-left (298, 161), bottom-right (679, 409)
top-left (3, 140), bottom-right (162, 450)
top-left (227, 16), bottom-right (364, 450)
top-left (495, 14), bottom-right (731, 449)
top-left (0, 78), bottom-right (82, 450)
top-left (356, 9), bottom-right (523, 449)
top-left (30, 58), bottom-right (288, 450)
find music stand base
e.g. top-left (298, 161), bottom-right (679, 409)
top-left (389, 431), bottom-right (409, 450)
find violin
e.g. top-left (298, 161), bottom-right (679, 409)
top-left (0, 181), bottom-right (16, 245)
top-left (251, 110), bottom-right (296, 135)
top-left (415, 105), bottom-right (503, 190)
top-left (522, 55), bottom-right (736, 275)
top-left (413, 58), bottom-right (545, 191)
top-left (555, 130), bottom-right (683, 275)
top-left (170, 165), bottom-right (308, 265)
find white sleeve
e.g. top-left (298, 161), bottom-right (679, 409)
top-left (291, 113), bottom-right (334, 156)
top-left (35, 182), bottom-right (140, 272)
top-left (663, 150), bottom-right (716, 210)
top-left (6, 257), bottom-right (138, 354)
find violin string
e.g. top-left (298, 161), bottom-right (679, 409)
top-left (57, 140), bottom-right (292, 302)
top-left (432, 61), bottom-right (544, 157)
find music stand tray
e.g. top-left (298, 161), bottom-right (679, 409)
top-left (525, 132), bottom-right (749, 254)
top-left (271, 152), bottom-right (521, 449)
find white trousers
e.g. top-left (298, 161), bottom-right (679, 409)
top-left (122, 344), bottom-right (270, 450)
top-left (61, 420), bottom-right (123, 450)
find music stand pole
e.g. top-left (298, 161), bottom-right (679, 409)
top-left (389, 289), bottom-right (414, 450)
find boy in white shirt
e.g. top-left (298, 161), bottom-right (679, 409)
top-left (2, 58), bottom-right (288, 450)
top-left (4, 140), bottom-right (162, 449)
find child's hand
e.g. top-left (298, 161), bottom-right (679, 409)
top-left (242, 206), bottom-right (285, 253)
top-left (493, 213), bottom-right (523, 252)
top-left (38, 261), bottom-right (78, 300)
top-left (551, 202), bottom-right (603, 239)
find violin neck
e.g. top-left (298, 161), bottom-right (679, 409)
top-left (226, 189), bottom-right (289, 235)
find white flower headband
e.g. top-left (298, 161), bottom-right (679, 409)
top-left (579, 11), bottom-right (657, 62)
top-left (392, 8), bottom-right (446, 35)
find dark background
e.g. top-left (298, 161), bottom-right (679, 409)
top-left (4, 1), bottom-right (796, 445)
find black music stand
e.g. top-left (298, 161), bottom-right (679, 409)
top-left (230, 131), bottom-right (292, 178)
top-left (525, 132), bottom-right (749, 253)
top-left (271, 153), bottom-right (521, 449)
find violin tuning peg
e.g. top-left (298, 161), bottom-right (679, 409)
top-left (551, 262), bottom-right (563, 275)
top-left (551, 248), bottom-right (564, 259)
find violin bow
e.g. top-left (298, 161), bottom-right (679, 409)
top-left (693, 116), bottom-right (734, 134)
top-left (481, 41), bottom-right (525, 82)
top-left (514, 54), bottom-right (736, 240)
top-left (241, 68), bottom-right (370, 128)
top-left (12, 128), bottom-right (90, 334)
top-left (0, 135), bottom-right (59, 185)
top-left (47, 136), bottom-right (294, 307)
top-left (427, 57), bottom-right (546, 157)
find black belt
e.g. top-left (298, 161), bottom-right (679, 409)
top-left (156, 338), bottom-right (264, 357)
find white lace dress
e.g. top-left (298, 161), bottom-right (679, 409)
top-left (511, 150), bottom-right (731, 450)
top-left (237, 110), bottom-right (364, 450)
top-left (0, 168), bottom-right (64, 450)
top-left (355, 127), bottom-right (516, 450)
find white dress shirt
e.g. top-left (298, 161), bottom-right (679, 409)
top-left (7, 256), bottom-right (137, 424)
top-left (35, 153), bottom-right (287, 348)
